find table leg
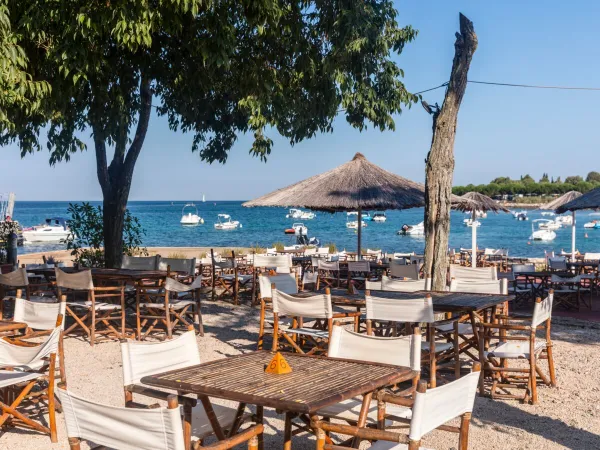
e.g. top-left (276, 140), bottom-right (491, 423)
top-left (256, 405), bottom-right (264, 450)
top-left (284, 411), bottom-right (293, 450)
top-left (198, 395), bottom-right (226, 440)
top-left (351, 392), bottom-right (373, 448)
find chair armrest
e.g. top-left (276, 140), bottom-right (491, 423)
top-left (125, 384), bottom-right (197, 407)
top-left (377, 391), bottom-right (414, 407)
top-left (478, 323), bottom-right (532, 331)
top-left (196, 424), bottom-right (264, 450)
top-left (332, 311), bottom-right (362, 319)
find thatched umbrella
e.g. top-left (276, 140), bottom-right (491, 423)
top-left (244, 153), bottom-right (435, 258)
top-left (548, 190), bottom-right (585, 259)
top-left (452, 192), bottom-right (510, 267)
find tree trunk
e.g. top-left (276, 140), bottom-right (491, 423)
top-left (93, 76), bottom-right (152, 268)
top-left (424, 14), bottom-right (478, 290)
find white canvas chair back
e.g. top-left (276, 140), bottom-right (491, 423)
top-left (449, 265), bottom-right (497, 281)
top-left (512, 264), bottom-right (535, 274)
top-left (304, 247), bottom-right (317, 256)
top-left (121, 255), bottom-right (160, 270)
top-left (0, 326), bottom-right (61, 369)
top-left (391, 257), bottom-right (406, 265)
top-left (159, 258), bottom-right (197, 276)
top-left (283, 246), bottom-right (298, 251)
top-left (253, 255), bottom-right (292, 272)
top-left (532, 292), bottom-right (554, 328)
top-left (272, 289), bottom-right (332, 319)
top-left (584, 252), bottom-right (600, 260)
top-left (484, 248), bottom-right (495, 256)
top-left (318, 260), bottom-right (339, 271)
top-left (449, 279), bottom-right (507, 294)
top-left (347, 261), bottom-right (370, 272)
top-left (365, 280), bottom-right (381, 290)
top-left (121, 330), bottom-right (200, 386)
top-left (55, 268), bottom-right (94, 290)
top-left (0, 268), bottom-right (28, 287)
top-left (13, 298), bottom-right (66, 330)
top-left (266, 248), bottom-right (277, 256)
top-left (548, 257), bottom-right (567, 271)
top-left (163, 277), bottom-right (203, 293)
top-left (258, 274), bottom-right (298, 299)
top-left (57, 388), bottom-right (185, 450)
top-left (366, 292), bottom-right (434, 323)
top-left (329, 326), bottom-right (420, 371)
top-left (381, 276), bottom-right (429, 292)
top-left (408, 370), bottom-right (479, 441)
top-left (390, 262), bottom-right (420, 280)
top-left (317, 247), bottom-right (330, 257)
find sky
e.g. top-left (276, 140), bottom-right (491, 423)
top-left (2, 0), bottom-right (600, 201)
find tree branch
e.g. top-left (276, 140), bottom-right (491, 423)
top-left (123, 75), bottom-right (152, 180)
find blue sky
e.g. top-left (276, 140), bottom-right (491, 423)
top-left (2, 0), bottom-right (599, 201)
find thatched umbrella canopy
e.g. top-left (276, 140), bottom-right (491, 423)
top-left (555, 190), bottom-right (595, 213)
top-left (540, 191), bottom-right (582, 211)
top-left (451, 192), bottom-right (509, 268)
top-left (243, 153), bottom-right (426, 212)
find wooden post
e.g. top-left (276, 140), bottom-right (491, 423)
top-left (357, 207), bottom-right (362, 261)
top-left (471, 210), bottom-right (477, 268)
top-left (423, 13), bottom-right (478, 290)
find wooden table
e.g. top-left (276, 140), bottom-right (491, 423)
top-left (27, 267), bottom-right (172, 282)
top-left (141, 351), bottom-right (416, 450)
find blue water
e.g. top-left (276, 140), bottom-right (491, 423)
top-left (11, 201), bottom-right (600, 257)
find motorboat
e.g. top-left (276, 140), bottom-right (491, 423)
top-left (284, 223), bottom-right (308, 235)
top-left (555, 215), bottom-right (573, 225)
top-left (540, 211), bottom-right (555, 217)
top-left (361, 212), bottom-right (372, 221)
top-left (398, 222), bottom-right (425, 236)
top-left (538, 220), bottom-right (561, 231)
top-left (463, 218), bottom-right (481, 227)
top-left (22, 217), bottom-right (72, 243)
top-left (372, 212), bottom-right (387, 222)
top-left (529, 219), bottom-right (557, 241)
top-left (286, 209), bottom-right (315, 220)
top-left (214, 214), bottom-right (241, 230)
top-left (584, 220), bottom-right (600, 229)
top-left (180, 203), bottom-right (203, 226)
top-left (513, 211), bottom-right (528, 221)
top-left (346, 212), bottom-right (367, 229)
top-left (465, 211), bottom-right (487, 218)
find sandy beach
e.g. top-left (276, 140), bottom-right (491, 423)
top-left (1, 298), bottom-right (599, 450)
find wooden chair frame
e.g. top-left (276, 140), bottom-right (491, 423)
top-left (211, 250), bottom-right (252, 305)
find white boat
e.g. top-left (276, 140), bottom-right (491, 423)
top-left (214, 214), bottom-right (241, 230)
top-left (372, 212), bottom-right (387, 222)
top-left (22, 217), bottom-right (71, 243)
top-left (285, 223), bottom-right (308, 235)
top-left (555, 215), bottom-right (573, 225)
top-left (465, 211), bottom-right (487, 218)
top-left (540, 211), bottom-right (555, 217)
top-left (529, 219), bottom-right (557, 241)
top-left (180, 203), bottom-right (203, 226)
top-left (513, 211), bottom-right (528, 221)
top-left (202, 194), bottom-right (206, 203)
top-left (463, 218), bottom-right (481, 227)
top-left (398, 222), bottom-right (425, 236)
top-left (539, 220), bottom-right (561, 231)
top-left (584, 220), bottom-right (600, 229)
top-left (346, 212), bottom-right (366, 229)
top-left (361, 212), bottom-right (372, 221)
top-left (286, 208), bottom-right (315, 220)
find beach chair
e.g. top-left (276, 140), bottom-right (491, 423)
top-left (499, 270), bottom-right (532, 306)
top-left (316, 260), bottom-right (341, 289)
top-left (347, 261), bottom-right (371, 290)
top-left (271, 288), bottom-right (333, 355)
top-left (211, 250), bottom-right (252, 305)
top-left (0, 321), bottom-right (64, 442)
top-left (449, 278), bottom-right (507, 294)
top-left (389, 262), bottom-right (420, 280)
top-left (8, 297), bottom-right (66, 339)
top-left (548, 257), bottom-right (567, 272)
top-left (251, 255), bottom-right (294, 304)
top-left (547, 274), bottom-right (586, 310)
top-left (313, 364), bottom-right (480, 450)
top-left (56, 268), bottom-right (125, 346)
top-left (120, 330), bottom-right (258, 448)
top-left (256, 272), bottom-right (299, 350)
top-left (121, 254), bottom-right (161, 270)
top-left (316, 247), bottom-right (330, 258)
top-left (478, 293), bottom-right (556, 404)
top-left (136, 276), bottom-right (205, 339)
top-left (159, 257), bottom-right (197, 282)
top-left (365, 291), bottom-right (455, 387)
top-left (0, 269), bottom-right (55, 317)
top-left (381, 276), bottom-right (430, 292)
top-left (449, 265), bottom-right (497, 281)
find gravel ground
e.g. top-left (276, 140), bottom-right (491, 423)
top-left (2, 300), bottom-right (599, 449)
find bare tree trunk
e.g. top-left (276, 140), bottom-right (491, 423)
top-left (424, 14), bottom-right (478, 290)
top-left (93, 76), bottom-right (152, 268)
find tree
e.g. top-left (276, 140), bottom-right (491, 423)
top-left (491, 176), bottom-right (511, 185)
top-left (539, 173), bottom-right (549, 183)
top-left (586, 171), bottom-right (600, 183)
top-left (565, 176), bottom-right (583, 185)
top-left (520, 174), bottom-right (535, 184)
top-left (424, 14), bottom-right (477, 289)
top-left (3, 1), bottom-right (417, 267)
top-left (554, 176), bottom-right (562, 183)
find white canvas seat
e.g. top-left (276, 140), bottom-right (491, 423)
top-left (485, 341), bottom-right (546, 359)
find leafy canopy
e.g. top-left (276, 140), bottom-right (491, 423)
top-left (2, 0), bottom-right (417, 164)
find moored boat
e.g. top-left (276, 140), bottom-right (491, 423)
top-left (398, 222), bottom-right (424, 236)
top-left (214, 214), bottom-right (241, 230)
top-left (22, 217), bottom-right (72, 243)
top-left (180, 203), bottom-right (203, 226)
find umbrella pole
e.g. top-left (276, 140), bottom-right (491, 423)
top-left (357, 207), bottom-right (362, 261)
top-left (572, 211), bottom-right (576, 261)
top-left (472, 210), bottom-right (477, 268)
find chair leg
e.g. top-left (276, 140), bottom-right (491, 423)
top-left (529, 356), bottom-right (538, 404)
top-left (90, 310), bottom-right (96, 347)
top-left (68, 437), bottom-right (82, 450)
top-left (547, 346), bottom-right (556, 387)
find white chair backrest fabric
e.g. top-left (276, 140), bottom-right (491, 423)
top-left (381, 276), bottom-right (427, 293)
top-left (163, 277), bottom-right (203, 293)
top-left (409, 370), bottom-right (479, 441)
top-left (271, 290), bottom-right (332, 319)
top-left (348, 261), bottom-right (370, 272)
top-left (318, 260), bottom-right (339, 271)
top-left (0, 326), bottom-right (61, 369)
top-left (584, 252), bottom-right (600, 260)
top-left (317, 247), bottom-right (330, 256)
top-left (304, 247), bottom-right (317, 256)
top-left (365, 280), bottom-right (381, 290)
top-left (57, 388), bottom-right (185, 450)
top-left (390, 263), bottom-right (420, 280)
top-left (366, 293), bottom-right (434, 323)
top-left (159, 258), bottom-right (196, 276)
top-left (258, 274), bottom-right (298, 299)
top-left (329, 326), bottom-right (420, 371)
top-left (532, 292), bottom-right (554, 328)
top-left (0, 268), bottom-right (28, 287)
top-left (484, 248), bottom-right (495, 255)
top-left (512, 264), bottom-right (535, 274)
top-left (120, 331), bottom-right (200, 386)
top-left (449, 279), bottom-right (505, 294)
top-left (266, 248), bottom-right (277, 256)
top-left (13, 298), bottom-right (66, 330)
top-left (121, 255), bottom-right (160, 271)
top-left (283, 246), bottom-right (298, 251)
top-left (449, 265), bottom-right (497, 281)
top-left (391, 257), bottom-right (406, 265)
top-left (55, 268), bottom-right (94, 290)
top-left (253, 255), bottom-right (292, 271)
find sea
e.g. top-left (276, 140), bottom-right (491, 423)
top-left (11, 201), bottom-right (600, 258)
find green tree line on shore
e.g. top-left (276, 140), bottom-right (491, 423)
top-left (453, 172), bottom-right (600, 197)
